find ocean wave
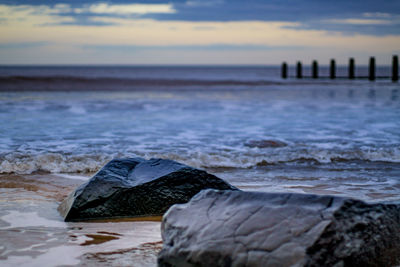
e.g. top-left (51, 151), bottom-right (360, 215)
top-left (1, 147), bottom-right (399, 174)
top-left (0, 76), bottom-right (287, 92)
top-left (0, 153), bottom-right (112, 174)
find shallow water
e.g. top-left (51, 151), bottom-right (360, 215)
top-left (0, 66), bottom-right (399, 266)
top-left (1, 84), bottom-right (399, 200)
top-left (0, 174), bottom-right (162, 267)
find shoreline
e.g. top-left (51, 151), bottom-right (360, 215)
top-left (1, 163), bottom-right (400, 266)
top-left (1, 75), bottom-right (397, 92)
top-left (0, 173), bottom-right (163, 267)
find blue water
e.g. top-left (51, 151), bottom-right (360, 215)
top-left (0, 66), bottom-right (399, 201)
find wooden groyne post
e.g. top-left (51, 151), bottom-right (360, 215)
top-left (281, 62), bottom-right (288, 79)
top-left (349, 58), bottom-right (355, 79)
top-left (369, 57), bottom-right (376, 81)
top-left (296, 61), bottom-right (302, 79)
top-left (330, 59), bottom-right (336, 79)
top-left (393, 55), bottom-right (399, 82)
top-left (312, 60), bottom-right (318, 79)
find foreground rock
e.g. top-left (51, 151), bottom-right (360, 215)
top-left (158, 190), bottom-right (400, 267)
top-left (58, 158), bottom-right (237, 221)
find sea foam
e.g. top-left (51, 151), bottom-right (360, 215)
top-left (1, 146), bottom-right (399, 174)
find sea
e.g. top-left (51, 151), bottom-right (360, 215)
top-left (0, 65), bottom-right (399, 266)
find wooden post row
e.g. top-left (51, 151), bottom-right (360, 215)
top-left (280, 56), bottom-right (398, 81)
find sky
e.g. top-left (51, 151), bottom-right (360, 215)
top-left (0, 0), bottom-right (399, 65)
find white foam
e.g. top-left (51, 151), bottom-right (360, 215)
top-left (0, 211), bottom-right (66, 229)
top-left (55, 173), bottom-right (90, 181)
top-left (5, 246), bottom-right (81, 267)
top-left (68, 105), bottom-right (87, 114)
top-left (0, 145), bottom-right (399, 175)
top-left (0, 153), bottom-right (112, 174)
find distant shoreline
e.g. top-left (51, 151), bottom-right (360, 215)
top-left (1, 76), bottom-right (394, 92)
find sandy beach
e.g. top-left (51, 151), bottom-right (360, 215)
top-left (0, 173), bottom-right (162, 267)
top-left (2, 165), bottom-right (399, 266)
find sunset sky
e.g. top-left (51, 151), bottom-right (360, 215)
top-left (0, 0), bottom-right (399, 65)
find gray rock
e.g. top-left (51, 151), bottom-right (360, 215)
top-left (158, 190), bottom-right (400, 267)
top-left (58, 158), bottom-right (237, 221)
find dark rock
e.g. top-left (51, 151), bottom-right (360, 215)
top-left (245, 139), bottom-right (287, 148)
top-left (158, 190), bottom-right (400, 267)
top-left (58, 158), bottom-right (237, 221)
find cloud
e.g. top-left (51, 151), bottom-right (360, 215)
top-left (325, 18), bottom-right (393, 25)
top-left (363, 12), bottom-right (392, 18)
top-left (52, 4), bottom-right (72, 13)
top-left (1, 1), bottom-right (400, 64)
top-left (75, 3), bottom-right (175, 15)
top-left (0, 41), bottom-right (48, 48)
top-left (0, 3), bottom-right (176, 27)
top-left (0, 1), bottom-right (399, 35)
top-left (185, 0), bottom-right (224, 7)
top-left (324, 13), bottom-right (400, 26)
top-left (82, 43), bottom-right (306, 51)
top-left (0, 4), bottom-right (75, 25)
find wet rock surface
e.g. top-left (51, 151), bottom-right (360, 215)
top-left (158, 190), bottom-right (400, 267)
top-left (58, 158), bottom-right (237, 221)
top-left (245, 139), bottom-right (287, 148)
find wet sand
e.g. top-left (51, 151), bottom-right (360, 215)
top-left (0, 174), bottom-right (162, 267)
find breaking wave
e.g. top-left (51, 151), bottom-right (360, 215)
top-left (1, 147), bottom-right (399, 174)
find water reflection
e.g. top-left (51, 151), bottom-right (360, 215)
top-left (348, 89), bottom-right (354, 98)
top-left (368, 89), bottom-right (376, 99)
top-left (392, 89), bottom-right (398, 101)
